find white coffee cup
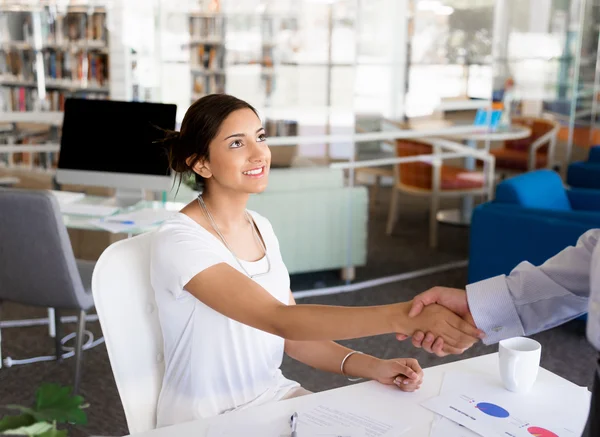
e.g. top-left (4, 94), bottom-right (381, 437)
top-left (498, 337), bottom-right (542, 393)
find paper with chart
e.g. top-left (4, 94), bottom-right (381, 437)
top-left (430, 416), bottom-right (478, 437)
top-left (422, 370), bottom-right (590, 437)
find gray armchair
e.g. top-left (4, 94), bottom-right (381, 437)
top-left (0, 188), bottom-right (94, 393)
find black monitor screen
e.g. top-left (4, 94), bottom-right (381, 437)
top-left (58, 98), bottom-right (177, 176)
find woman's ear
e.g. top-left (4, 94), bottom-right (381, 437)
top-left (191, 158), bottom-right (212, 179)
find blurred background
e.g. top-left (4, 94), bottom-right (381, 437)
top-left (1, 1), bottom-right (600, 435)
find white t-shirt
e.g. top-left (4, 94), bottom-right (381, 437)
top-left (150, 211), bottom-right (300, 427)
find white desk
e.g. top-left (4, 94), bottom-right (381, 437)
top-left (128, 353), bottom-right (591, 437)
top-left (60, 196), bottom-right (189, 234)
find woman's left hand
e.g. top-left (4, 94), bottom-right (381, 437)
top-left (372, 358), bottom-right (423, 392)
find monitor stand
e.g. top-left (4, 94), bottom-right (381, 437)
top-left (101, 188), bottom-right (146, 208)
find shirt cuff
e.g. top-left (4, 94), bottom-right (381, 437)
top-left (466, 275), bottom-right (525, 345)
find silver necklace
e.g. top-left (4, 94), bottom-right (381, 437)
top-left (197, 195), bottom-right (271, 278)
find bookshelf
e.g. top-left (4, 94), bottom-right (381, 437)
top-left (0, 1), bottom-right (110, 172)
top-left (189, 11), bottom-right (226, 101)
top-left (0, 2), bottom-right (110, 113)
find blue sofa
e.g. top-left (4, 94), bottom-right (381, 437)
top-left (468, 169), bottom-right (600, 285)
top-left (567, 146), bottom-right (600, 189)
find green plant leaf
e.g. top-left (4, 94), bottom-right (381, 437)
top-left (28, 384), bottom-right (87, 425)
top-left (0, 421), bottom-right (52, 436)
top-left (0, 414), bottom-right (35, 432)
top-left (34, 385), bottom-right (73, 411)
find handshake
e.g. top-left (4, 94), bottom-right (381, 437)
top-left (396, 286), bottom-right (484, 357)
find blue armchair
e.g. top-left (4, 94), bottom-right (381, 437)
top-left (468, 169), bottom-right (600, 285)
top-left (567, 146), bottom-right (600, 189)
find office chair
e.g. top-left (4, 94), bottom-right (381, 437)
top-left (92, 232), bottom-right (165, 434)
top-left (0, 188), bottom-right (95, 393)
top-left (468, 169), bottom-right (600, 283)
top-left (567, 145), bottom-right (600, 190)
top-left (387, 138), bottom-right (489, 248)
top-left (489, 116), bottom-right (559, 175)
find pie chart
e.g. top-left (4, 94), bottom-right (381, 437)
top-left (527, 427), bottom-right (559, 437)
top-left (475, 402), bottom-right (510, 418)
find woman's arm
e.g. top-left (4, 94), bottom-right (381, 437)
top-left (283, 291), bottom-right (383, 380)
top-left (283, 291), bottom-right (422, 388)
top-left (185, 263), bottom-right (483, 349)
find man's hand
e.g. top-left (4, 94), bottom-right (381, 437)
top-left (396, 287), bottom-right (484, 356)
top-left (403, 303), bottom-right (483, 355)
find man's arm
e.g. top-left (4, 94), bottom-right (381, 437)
top-left (403, 229), bottom-right (599, 354)
top-left (468, 229), bottom-right (597, 344)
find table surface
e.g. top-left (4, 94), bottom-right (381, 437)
top-left (381, 118), bottom-right (532, 142)
top-left (447, 124), bottom-right (531, 142)
top-left (61, 196), bottom-right (189, 234)
top-left (128, 352), bottom-right (591, 437)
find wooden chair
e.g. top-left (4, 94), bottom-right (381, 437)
top-left (489, 117), bottom-right (559, 175)
top-left (386, 138), bottom-right (489, 248)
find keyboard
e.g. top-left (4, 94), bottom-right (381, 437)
top-left (60, 203), bottom-right (120, 217)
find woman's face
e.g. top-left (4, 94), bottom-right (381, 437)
top-left (198, 108), bottom-right (271, 194)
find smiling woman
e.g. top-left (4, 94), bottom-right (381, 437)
top-left (149, 93), bottom-right (484, 428)
top-left (159, 94), bottom-right (270, 194)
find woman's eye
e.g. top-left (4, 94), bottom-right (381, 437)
top-left (230, 140), bottom-right (243, 148)
top-left (257, 133), bottom-right (267, 142)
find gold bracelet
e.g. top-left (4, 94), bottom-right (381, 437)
top-left (340, 350), bottom-right (364, 382)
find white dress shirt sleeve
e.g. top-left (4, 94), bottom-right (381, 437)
top-left (466, 229), bottom-right (599, 345)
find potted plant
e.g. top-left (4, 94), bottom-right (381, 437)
top-left (0, 383), bottom-right (87, 437)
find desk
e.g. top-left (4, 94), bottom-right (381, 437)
top-left (61, 196), bottom-right (189, 235)
top-left (0, 176), bottom-right (19, 186)
top-left (437, 124), bottom-right (532, 226)
top-left (128, 353), bottom-right (591, 437)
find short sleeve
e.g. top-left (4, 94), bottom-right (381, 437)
top-left (150, 218), bottom-right (226, 299)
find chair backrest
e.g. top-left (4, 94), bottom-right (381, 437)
top-left (495, 169), bottom-right (572, 211)
top-left (0, 188), bottom-right (90, 309)
top-left (589, 145), bottom-right (600, 163)
top-left (395, 139), bottom-right (435, 190)
top-left (91, 232), bottom-right (164, 434)
top-left (505, 117), bottom-right (557, 152)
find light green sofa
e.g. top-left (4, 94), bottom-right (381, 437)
top-left (247, 166), bottom-right (369, 277)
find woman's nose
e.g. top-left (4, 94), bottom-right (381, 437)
top-left (249, 141), bottom-right (267, 162)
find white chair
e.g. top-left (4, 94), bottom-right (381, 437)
top-left (91, 232), bottom-right (164, 434)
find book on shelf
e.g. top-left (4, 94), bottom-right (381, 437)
top-left (189, 10), bottom-right (226, 97)
top-left (0, 8), bottom-right (107, 45)
top-left (191, 46), bottom-right (225, 72)
top-left (0, 4), bottom-right (110, 113)
top-left (192, 74), bottom-right (225, 99)
top-left (189, 15), bottom-right (224, 41)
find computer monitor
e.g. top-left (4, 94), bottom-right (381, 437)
top-left (56, 98), bottom-right (177, 206)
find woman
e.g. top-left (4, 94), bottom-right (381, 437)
top-left (150, 94), bottom-right (483, 427)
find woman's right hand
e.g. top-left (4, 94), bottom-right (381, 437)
top-left (403, 303), bottom-right (484, 354)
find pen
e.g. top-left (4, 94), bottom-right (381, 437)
top-left (290, 412), bottom-right (298, 437)
top-left (104, 219), bottom-right (135, 225)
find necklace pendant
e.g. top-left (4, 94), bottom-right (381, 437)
top-left (197, 194), bottom-right (271, 278)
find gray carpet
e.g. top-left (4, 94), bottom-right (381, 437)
top-left (0, 188), bottom-right (596, 437)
